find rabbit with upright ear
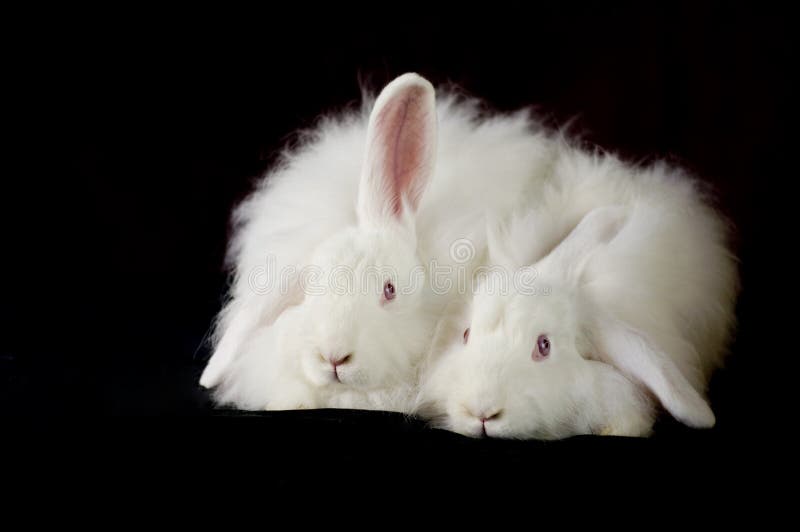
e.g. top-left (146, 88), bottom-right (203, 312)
top-left (417, 144), bottom-right (739, 438)
top-left (201, 73), bottom-right (558, 410)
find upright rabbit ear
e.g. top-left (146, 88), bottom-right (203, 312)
top-left (358, 73), bottom-right (437, 227)
top-left (596, 315), bottom-right (716, 428)
top-left (537, 206), bottom-right (628, 280)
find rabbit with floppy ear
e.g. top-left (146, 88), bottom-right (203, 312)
top-left (417, 151), bottom-right (738, 438)
top-left (201, 73), bottom-right (556, 410)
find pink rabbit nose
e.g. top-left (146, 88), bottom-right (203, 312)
top-left (466, 408), bottom-right (503, 422)
top-left (483, 411), bottom-right (503, 424)
top-left (481, 411), bottom-right (502, 437)
top-left (329, 353), bottom-right (352, 367)
top-left (464, 407), bottom-right (503, 436)
top-left (328, 353), bottom-right (352, 382)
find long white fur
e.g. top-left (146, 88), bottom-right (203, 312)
top-left (201, 73), bottom-right (556, 411)
top-left (416, 144), bottom-right (738, 438)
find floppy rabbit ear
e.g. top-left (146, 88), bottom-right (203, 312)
top-left (199, 283), bottom-right (304, 388)
top-left (358, 73), bottom-right (437, 227)
top-left (595, 316), bottom-right (716, 428)
top-left (537, 206), bottom-right (628, 280)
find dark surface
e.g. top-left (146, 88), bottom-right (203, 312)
top-left (3, 4), bottom-right (788, 492)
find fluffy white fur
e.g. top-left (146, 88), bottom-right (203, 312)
top-left (201, 73), bottom-right (555, 411)
top-left (416, 147), bottom-right (739, 439)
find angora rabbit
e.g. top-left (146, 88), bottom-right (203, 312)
top-left (417, 144), bottom-right (739, 438)
top-left (200, 73), bottom-right (557, 410)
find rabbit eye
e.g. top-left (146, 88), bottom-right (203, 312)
top-left (383, 281), bottom-right (396, 301)
top-left (463, 328), bottom-right (470, 344)
top-left (533, 334), bottom-right (550, 361)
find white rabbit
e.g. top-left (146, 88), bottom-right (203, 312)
top-left (200, 73), bottom-right (558, 410)
top-left (416, 144), bottom-right (739, 438)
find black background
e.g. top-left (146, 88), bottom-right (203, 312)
top-left (3, 3), bottom-right (790, 498)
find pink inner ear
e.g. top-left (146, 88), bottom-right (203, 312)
top-left (373, 87), bottom-right (431, 216)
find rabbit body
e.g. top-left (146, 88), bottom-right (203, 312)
top-left (417, 141), bottom-right (738, 438)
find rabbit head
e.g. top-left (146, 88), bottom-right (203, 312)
top-left (280, 73), bottom-right (439, 392)
top-left (418, 206), bottom-right (717, 439)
